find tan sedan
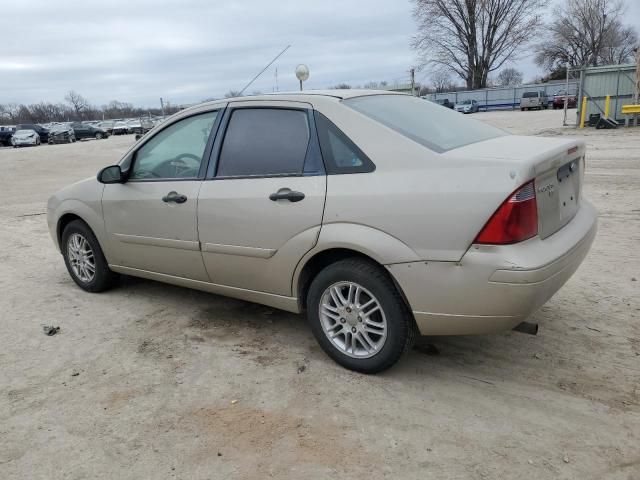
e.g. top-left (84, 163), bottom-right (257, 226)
top-left (47, 91), bottom-right (597, 372)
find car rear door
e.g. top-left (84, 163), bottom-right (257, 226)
top-left (72, 123), bottom-right (88, 139)
top-left (197, 101), bottom-right (326, 296)
top-left (101, 108), bottom-right (223, 281)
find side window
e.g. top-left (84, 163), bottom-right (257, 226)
top-left (314, 111), bottom-right (375, 174)
top-left (216, 108), bottom-right (310, 177)
top-left (130, 110), bottom-right (218, 180)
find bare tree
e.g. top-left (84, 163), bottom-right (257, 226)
top-left (430, 70), bottom-right (454, 92)
top-left (535, 0), bottom-right (637, 71)
top-left (64, 90), bottom-right (90, 119)
top-left (412, 0), bottom-right (547, 89)
top-left (599, 25), bottom-right (638, 65)
top-left (496, 67), bottom-right (523, 86)
top-left (224, 90), bottom-right (243, 98)
top-left (331, 83), bottom-right (352, 89)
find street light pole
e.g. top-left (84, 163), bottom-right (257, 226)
top-left (296, 64), bottom-right (309, 91)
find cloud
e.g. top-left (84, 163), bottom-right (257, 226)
top-left (7, 0), bottom-right (637, 107)
top-left (4, 0), bottom-right (416, 106)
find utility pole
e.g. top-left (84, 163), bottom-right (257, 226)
top-left (410, 68), bottom-right (415, 96)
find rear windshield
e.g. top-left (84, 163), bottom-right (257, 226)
top-left (522, 92), bottom-right (539, 98)
top-left (343, 95), bottom-right (505, 153)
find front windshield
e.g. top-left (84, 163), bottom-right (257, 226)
top-left (344, 95), bottom-right (505, 153)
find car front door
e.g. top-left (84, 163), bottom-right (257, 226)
top-left (197, 102), bottom-right (326, 296)
top-left (101, 108), bottom-right (222, 281)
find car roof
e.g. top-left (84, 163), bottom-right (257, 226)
top-left (186, 89), bottom-right (406, 111)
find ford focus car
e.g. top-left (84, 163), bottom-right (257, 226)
top-left (47, 91), bottom-right (597, 373)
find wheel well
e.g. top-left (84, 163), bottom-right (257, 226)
top-left (57, 213), bottom-right (84, 246)
top-left (296, 248), bottom-right (412, 315)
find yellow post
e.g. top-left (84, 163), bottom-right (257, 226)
top-left (604, 95), bottom-right (611, 118)
top-left (579, 96), bottom-right (588, 128)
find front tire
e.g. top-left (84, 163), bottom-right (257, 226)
top-left (61, 220), bottom-right (116, 292)
top-left (95, 132), bottom-right (103, 140)
top-left (307, 258), bottom-right (415, 373)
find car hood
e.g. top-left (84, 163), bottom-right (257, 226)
top-left (14, 132), bottom-right (36, 139)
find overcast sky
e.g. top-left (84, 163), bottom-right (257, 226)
top-left (4, 0), bottom-right (639, 108)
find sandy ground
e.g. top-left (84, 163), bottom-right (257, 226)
top-left (0, 109), bottom-right (638, 480)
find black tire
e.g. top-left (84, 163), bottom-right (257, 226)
top-left (306, 258), bottom-right (416, 373)
top-left (61, 220), bottom-right (116, 292)
top-left (95, 132), bottom-right (103, 140)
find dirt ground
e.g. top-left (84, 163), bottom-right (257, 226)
top-left (0, 109), bottom-right (638, 480)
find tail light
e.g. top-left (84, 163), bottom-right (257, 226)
top-left (475, 181), bottom-right (538, 245)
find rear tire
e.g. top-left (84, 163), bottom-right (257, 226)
top-left (307, 258), bottom-right (415, 373)
top-left (61, 220), bottom-right (116, 292)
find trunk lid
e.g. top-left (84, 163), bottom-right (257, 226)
top-left (444, 135), bottom-right (586, 240)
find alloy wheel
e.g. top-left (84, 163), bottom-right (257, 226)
top-left (67, 233), bottom-right (96, 283)
top-left (319, 281), bottom-right (387, 359)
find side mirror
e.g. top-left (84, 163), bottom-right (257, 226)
top-left (97, 165), bottom-right (125, 184)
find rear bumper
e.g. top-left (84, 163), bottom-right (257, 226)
top-left (388, 199), bottom-right (597, 335)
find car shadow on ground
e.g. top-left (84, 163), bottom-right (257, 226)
top-left (114, 274), bottom-right (552, 384)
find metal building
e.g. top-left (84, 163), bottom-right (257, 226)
top-left (576, 63), bottom-right (637, 124)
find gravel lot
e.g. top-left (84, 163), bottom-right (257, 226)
top-left (1, 109), bottom-right (638, 480)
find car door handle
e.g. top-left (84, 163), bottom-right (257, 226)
top-left (162, 191), bottom-right (188, 204)
top-left (269, 188), bottom-right (305, 202)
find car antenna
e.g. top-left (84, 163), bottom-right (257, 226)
top-left (237, 45), bottom-right (291, 96)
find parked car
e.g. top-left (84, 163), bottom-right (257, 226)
top-left (11, 129), bottom-right (40, 147)
top-left (112, 122), bottom-right (129, 135)
top-left (552, 90), bottom-right (577, 109)
top-left (16, 124), bottom-right (49, 143)
top-left (140, 118), bottom-right (154, 132)
top-left (0, 126), bottom-right (15, 146)
top-left (126, 120), bottom-right (144, 134)
top-left (70, 122), bottom-right (109, 140)
top-left (98, 121), bottom-right (115, 135)
top-left (520, 91), bottom-right (549, 110)
top-left (434, 98), bottom-right (454, 109)
top-left (48, 126), bottom-right (76, 144)
top-left (454, 99), bottom-right (479, 113)
top-left (47, 91), bottom-right (597, 373)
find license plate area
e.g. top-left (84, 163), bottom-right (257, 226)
top-left (557, 158), bottom-right (580, 224)
top-left (536, 157), bottom-right (582, 239)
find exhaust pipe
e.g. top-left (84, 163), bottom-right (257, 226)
top-left (513, 321), bottom-right (538, 335)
